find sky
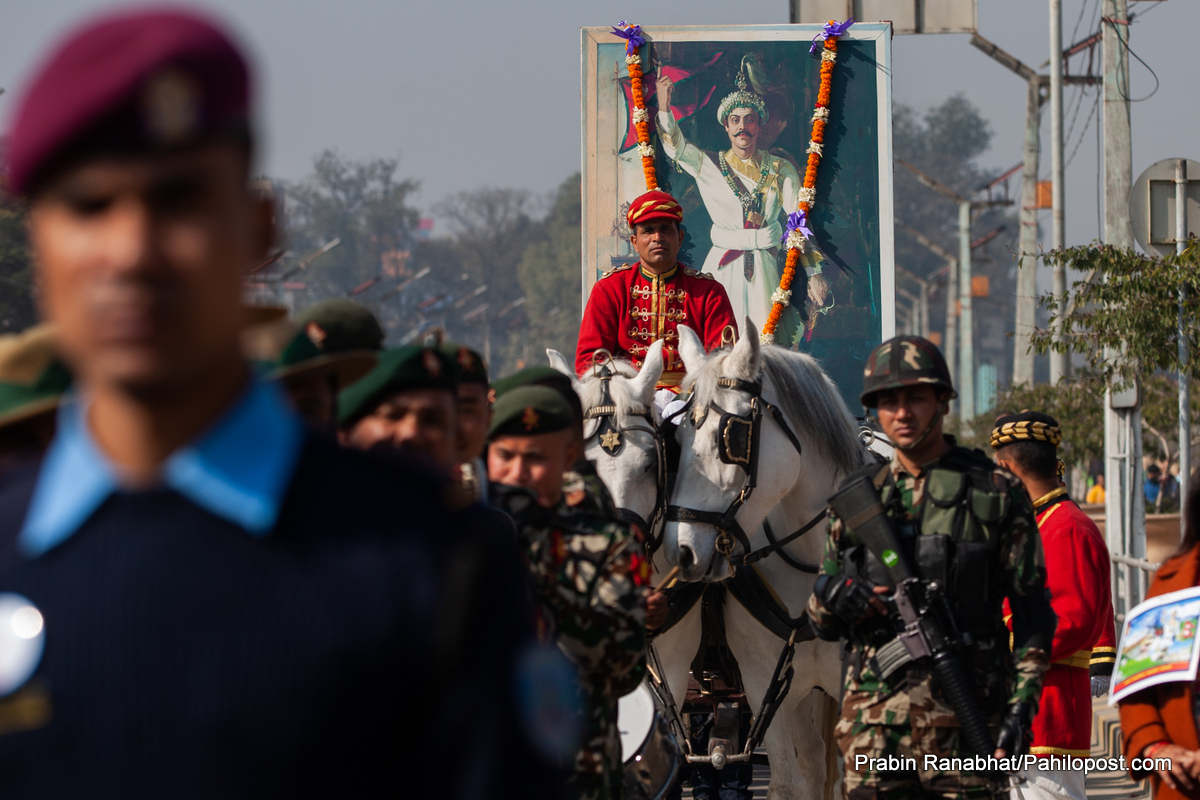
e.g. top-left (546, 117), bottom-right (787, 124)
top-left (1, 0), bottom-right (1194, 258)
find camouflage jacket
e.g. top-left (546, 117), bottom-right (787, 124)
top-left (807, 443), bottom-right (1054, 729)
top-left (494, 484), bottom-right (650, 797)
top-left (563, 461), bottom-right (618, 519)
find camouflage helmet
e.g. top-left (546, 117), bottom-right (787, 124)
top-left (860, 335), bottom-right (956, 409)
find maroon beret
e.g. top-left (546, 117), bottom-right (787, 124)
top-left (6, 8), bottom-right (251, 196)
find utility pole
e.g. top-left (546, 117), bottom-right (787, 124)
top-left (1101, 0), bottom-right (1145, 602)
top-left (897, 265), bottom-right (931, 339)
top-left (897, 222), bottom-right (958, 388)
top-left (1049, 0), bottom-right (1068, 383)
top-left (1177, 159), bottom-right (1190, 519)
top-left (968, 35), bottom-right (1048, 386)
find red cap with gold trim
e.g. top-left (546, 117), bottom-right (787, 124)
top-left (627, 190), bottom-right (683, 228)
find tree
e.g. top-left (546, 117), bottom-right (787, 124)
top-left (514, 174), bottom-right (583, 366)
top-left (1034, 243), bottom-right (1200, 387)
top-left (892, 95), bottom-right (1019, 390)
top-left (284, 151), bottom-right (420, 326)
top-left (0, 190), bottom-right (37, 332)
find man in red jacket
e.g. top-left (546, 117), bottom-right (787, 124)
top-left (993, 411), bottom-right (1117, 800)
top-left (576, 190), bottom-right (737, 389)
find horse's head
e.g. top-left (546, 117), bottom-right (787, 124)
top-left (547, 341), bottom-right (665, 538)
top-left (667, 322), bottom-right (861, 582)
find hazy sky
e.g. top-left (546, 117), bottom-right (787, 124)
top-left (1, 0), bottom-right (1193, 256)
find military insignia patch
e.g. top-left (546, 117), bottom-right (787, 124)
top-left (522, 407), bottom-right (540, 431)
top-left (142, 69), bottom-right (201, 145)
top-left (423, 349), bottom-right (442, 377)
top-left (304, 321), bottom-right (328, 349)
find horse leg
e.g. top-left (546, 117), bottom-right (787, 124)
top-left (648, 596), bottom-right (703, 737)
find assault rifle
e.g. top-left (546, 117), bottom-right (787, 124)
top-left (827, 474), bottom-right (996, 759)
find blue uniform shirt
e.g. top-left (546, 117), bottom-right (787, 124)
top-left (19, 377), bottom-right (304, 558)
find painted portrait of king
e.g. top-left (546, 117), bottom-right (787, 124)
top-left (655, 55), bottom-right (831, 343)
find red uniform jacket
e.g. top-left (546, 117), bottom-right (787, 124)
top-left (1005, 490), bottom-right (1116, 756)
top-left (576, 262), bottom-right (737, 387)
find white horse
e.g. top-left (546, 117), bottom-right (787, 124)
top-left (666, 324), bottom-right (864, 800)
top-left (549, 331), bottom-right (861, 800)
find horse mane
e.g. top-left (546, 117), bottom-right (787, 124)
top-left (575, 358), bottom-right (651, 429)
top-left (684, 345), bottom-right (862, 475)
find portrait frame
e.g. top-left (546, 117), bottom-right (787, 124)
top-left (580, 23), bottom-right (895, 413)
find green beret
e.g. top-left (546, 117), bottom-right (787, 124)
top-left (338, 346), bottom-right (456, 427)
top-left (0, 361), bottom-right (70, 429)
top-left (295, 299), bottom-right (385, 353)
top-left (0, 324), bottom-right (71, 430)
top-left (491, 366), bottom-right (574, 398)
top-left (487, 386), bottom-right (573, 441)
top-left (442, 342), bottom-right (488, 385)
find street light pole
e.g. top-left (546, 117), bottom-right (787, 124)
top-left (958, 201), bottom-right (975, 420)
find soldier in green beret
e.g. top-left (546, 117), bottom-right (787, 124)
top-left (443, 342), bottom-right (491, 499)
top-left (492, 365), bottom-right (616, 519)
top-left (486, 385), bottom-right (650, 800)
top-left (338, 345), bottom-right (460, 473)
top-left (273, 300), bottom-right (383, 430)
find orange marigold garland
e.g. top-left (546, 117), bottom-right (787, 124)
top-left (614, 21), bottom-right (658, 191)
top-left (761, 18), bottom-right (853, 344)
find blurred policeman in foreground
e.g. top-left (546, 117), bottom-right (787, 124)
top-left (0, 9), bottom-right (553, 798)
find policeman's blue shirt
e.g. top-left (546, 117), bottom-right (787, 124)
top-left (18, 377), bottom-right (304, 558)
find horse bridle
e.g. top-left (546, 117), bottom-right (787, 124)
top-left (665, 375), bottom-right (826, 573)
top-left (583, 364), bottom-right (669, 549)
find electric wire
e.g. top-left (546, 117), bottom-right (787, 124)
top-left (1105, 17), bottom-right (1159, 103)
top-left (1066, 89), bottom-right (1100, 169)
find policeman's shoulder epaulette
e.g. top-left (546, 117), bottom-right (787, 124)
top-left (600, 263), bottom-right (635, 279)
top-left (683, 266), bottom-right (715, 280)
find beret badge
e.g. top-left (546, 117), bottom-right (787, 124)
top-left (142, 69), bottom-right (202, 145)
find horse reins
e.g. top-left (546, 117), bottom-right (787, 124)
top-left (665, 375), bottom-right (826, 574)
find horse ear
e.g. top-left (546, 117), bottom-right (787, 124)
top-left (677, 325), bottom-right (706, 372)
top-left (546, 349), bottom-right (583, 391)
top-left (629, 340), bottom-right (665, 402)
top-left (728, 316), bottom-right (761, 377)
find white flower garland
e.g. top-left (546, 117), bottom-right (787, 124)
top-left (821, 49), bottom-right (838, 63)
top-left (626, 53), bottom-right (641, 65)
top-left (812, 107), bottom-right (829, 122)
top-left (771, 287), bottom-right (793, 307)
top-left (784, 229), bottom-right (809, 252)
top-left (759, 332), bottom-right (776, 345)
top-left (637, 142), bottom-right (655, 158)
top-left (632, 107), bottom-right (650, 123)
top-left (798, 186), bottom-right (817, 206)
top-left (806, 141), bottom-right (824, 157)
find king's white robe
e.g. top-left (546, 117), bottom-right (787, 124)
top-left (657, 110), bottom-right (806, 328)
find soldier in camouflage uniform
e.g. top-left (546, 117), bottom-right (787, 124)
top-left (492, 365), bottom-right (619, 519)
top-left (487, 385), bottom-right (652, 800)
top-left (807, 336), bottom-right (1057, 800)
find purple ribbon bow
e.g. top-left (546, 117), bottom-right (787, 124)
top-left (612, 22), bottom-right (646, 56)
top-left (810, 17), bottom-right (854, 53)
top-left (782, 210), bottom-right (813, 245)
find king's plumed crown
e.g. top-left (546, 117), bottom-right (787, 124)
top-left (717, 56), bottom-right (769, 126)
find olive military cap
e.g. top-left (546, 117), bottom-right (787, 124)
top-left (0, 325), bottom-right (72, 429)
top-left (338, 346), bottom-right (456, 428)
top-left (860, 335), bottom-right (956, 409)
top-left (487, 386), bottom-right (574, 441)
top-left (295, 300), bottom-right (385, 354)
top-left (442, 342), bottom-right (488, 386)
top-left (490, 366), bottom-right (573, 398)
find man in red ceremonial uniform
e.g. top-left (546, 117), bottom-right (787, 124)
top-left (576, 190), bottom-right (736, 389)
top-left (992, 411), bottom-right (1117, 800)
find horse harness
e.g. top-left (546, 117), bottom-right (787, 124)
top-left (665, 375), bottom-right (828, 573)
top-left (649, 372), bottom-right (832, 770)
top-left (582, 363), bottom-right (669, 549)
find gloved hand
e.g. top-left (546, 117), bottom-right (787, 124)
top-left (815, 574), bottom-right (879, 625)
top-left (995, 702), bottom-right (1035, 758)
top-left (1091, 675), bottom-right (1111, 698)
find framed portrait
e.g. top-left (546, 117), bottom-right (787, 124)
top-left (580, 23), bottom-right (895, 413)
